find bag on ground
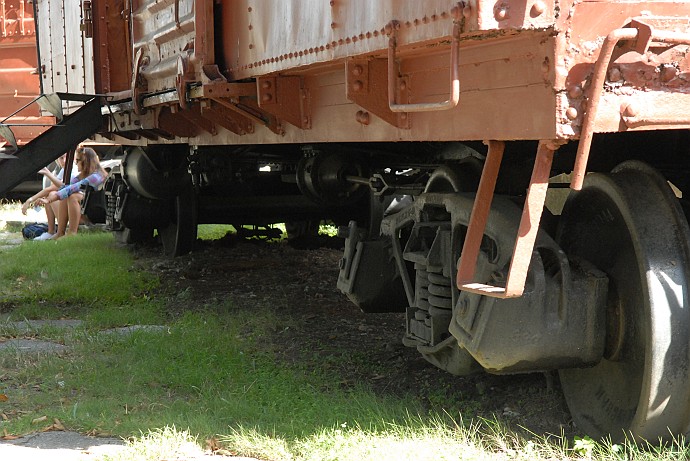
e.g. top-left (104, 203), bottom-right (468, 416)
top-left (21, 222), bottom-right (49, 240)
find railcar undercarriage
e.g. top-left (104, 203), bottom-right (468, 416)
top-left (99, 133), bottom-right (690, 442)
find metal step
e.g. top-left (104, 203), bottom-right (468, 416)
top-left (0, 93), bottom-right (103, 197)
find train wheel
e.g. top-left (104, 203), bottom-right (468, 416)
top-left (557, 161), bottom-right (690, 441)
top-left (158, 185), bottom-right (197, 257)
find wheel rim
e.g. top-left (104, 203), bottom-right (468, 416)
top-left (557, 161), bottom-right (690, 441)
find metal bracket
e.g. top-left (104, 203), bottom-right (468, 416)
top-left (36, 93), bottom-right (64, 122)
top-left (571, 20), bottom-right (690, 190)
top-left (199, 81), bottom-right (283, 135)
top-left (200, 100), bottom-right (254, 136)
top-left (196, 82), bottom-right (256, 100)
top-left (159, 106), bottom-right (200, 137)
top-left (131, 49), bottom-right (148, 115)
top-left (175, 103), bottom-right (217, 136)
top-left (346, 58), bottom-right (409, 129)
top-left (257, 76), bottom-right (311, 129)
top-left (456, 140), bottom-right (557, 298)
top-left (176, 55), bottom-right (195, 110)
top-left (80, 0), bottom-right (93, 37)
top-left (0, 125), bottom-right (17, 150)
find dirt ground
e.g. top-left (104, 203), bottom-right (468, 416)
top-left (133, 234), bottom-right (575, 440)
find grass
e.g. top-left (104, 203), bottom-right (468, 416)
top-left (2, 204), bottom-right (690, 460)
top-left (196, 224), bottom-right (235, 241)
top-left (0, 232), bottom-right (156, 308)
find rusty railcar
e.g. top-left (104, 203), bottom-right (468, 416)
top-left (0, 0), bottom-right (54, 197)
top-left (3, 0), bottom-right (690, 440)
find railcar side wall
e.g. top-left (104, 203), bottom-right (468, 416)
top-left (35, 0), bottom-right (690, 147)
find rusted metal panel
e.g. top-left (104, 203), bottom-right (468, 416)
top-left (0, 1), bottom-right (53, 145)
top-left (221, 0), bottom-right (555, 80)
top-left (0, 1), bottom-right (35, 37)
top-left (92, 0), bottom-right (130, 94)
top-left (131, 0), bottom-right (211, 93)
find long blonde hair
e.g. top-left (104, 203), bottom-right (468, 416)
top-left (76, 147), bottom-right (107, 180)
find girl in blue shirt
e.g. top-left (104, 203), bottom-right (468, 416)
top-left (38, 147), bottom-right (108, 239)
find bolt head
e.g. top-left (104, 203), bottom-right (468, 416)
top-left (568, 85), bottom-right (583, 99)
top-left (660, 65), bottom-right (678, 83)
top-left (621, 102), bottom-right (639, 118)
top-left (565, 107), bottom-right (578, 120)
top-left (530, 1), bottom-right (546, 17)
top-left (541, 58), bottom-right (550, 74)
top-left (356, 111), bottom-right (370, 125)
top-left (608, 67), bottom-right (622, 82)
top-left (495, 7), bottom-right (508, 21)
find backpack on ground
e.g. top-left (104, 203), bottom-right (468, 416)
top-left (21, 222), bottom-right (49, 240)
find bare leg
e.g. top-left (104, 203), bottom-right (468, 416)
top-left (53, 199), bottom-right (69, 238)
top-left (65, 193), bottom-right (83, 236)
top-left (45, 202), bottom-right (58, 234)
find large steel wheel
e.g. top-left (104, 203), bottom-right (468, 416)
top-left (557, 161), bottom-right (690, 441)
top-left (158, 184), bottom-right (197, 257)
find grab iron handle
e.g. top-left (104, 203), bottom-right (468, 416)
top-left (387, 15), bottom-right (461, 113)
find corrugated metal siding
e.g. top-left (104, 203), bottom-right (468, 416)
top-left (36, 0), bottom-right (94, 111)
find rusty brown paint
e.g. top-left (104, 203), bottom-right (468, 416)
top-left (571, 24), bottom-right (690, 190)
top-left (355, 110), bottom-right (370, 125)
top-left (456, 140), bottom-right (505, 290)
top-left (388, 20), bottom-right (461, 113)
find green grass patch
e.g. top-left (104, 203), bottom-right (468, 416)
top-left (2, 204), bottom-right (690, 460)
top-left (2, 310), bottom-right (424, 440)
top-left (83, 300), bottom-right (165, 329)
top-left (196, 224), bottom-right (235, 241)
top-left (0, 233), bottom-right (157, 308)
top-left (3, 304), bottom-right (687, 461)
